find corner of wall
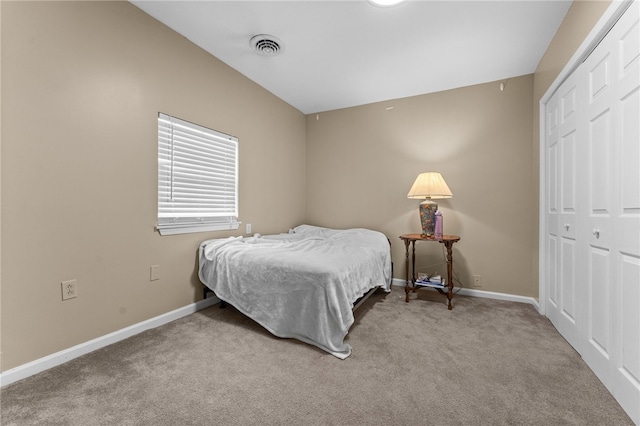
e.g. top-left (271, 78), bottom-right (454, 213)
top-left (0, 0), bottom-right (5, 373)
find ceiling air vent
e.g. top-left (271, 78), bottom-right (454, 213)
top-left (250, 34), bottom-right (284, 56)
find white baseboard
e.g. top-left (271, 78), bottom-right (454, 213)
top-left (0, 296), bottom-right (219, 388)
top-left (391, 278), bottom-right (540, 310)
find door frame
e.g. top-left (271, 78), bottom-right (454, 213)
top-left (537, 0), bottom-right (634, 316)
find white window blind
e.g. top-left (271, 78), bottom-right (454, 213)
top-left (157, 113), bottom-right (239, 235)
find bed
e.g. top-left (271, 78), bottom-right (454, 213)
top-left (198, 224), bottom-right (393, 359)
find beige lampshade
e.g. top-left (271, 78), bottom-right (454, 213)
top-left (407, 172), bottom-right (453, 199)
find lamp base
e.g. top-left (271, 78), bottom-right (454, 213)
top-left (419, 199), bottom-right (438, 236)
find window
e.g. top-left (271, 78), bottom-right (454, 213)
top-left (157, 113), bottom-right (239, 235)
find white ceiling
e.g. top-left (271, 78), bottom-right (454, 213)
top-left (131, 0), bottom-right (572, 114)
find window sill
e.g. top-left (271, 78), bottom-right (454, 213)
top-left (157, 222), bottom-right (240, 236)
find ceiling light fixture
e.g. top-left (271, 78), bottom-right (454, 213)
top-left (367, 0), bottom-right (406, 7)
top-left (250, 34), bottom-right (284, 56)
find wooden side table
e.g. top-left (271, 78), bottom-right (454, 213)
top-left (399, 234), bottom-right (461, 310)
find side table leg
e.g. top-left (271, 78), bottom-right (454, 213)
top-left (445, 241), bottom-right (454, 310)
top-left (403, 239), bottom-right (410, 303)
top-left (411, 240), bottom-right (417, 294)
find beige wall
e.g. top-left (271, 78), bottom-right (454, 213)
top-left (0, 0), bottom-right (616, 373)
top-left (533, 0), bottom-right (612, 100)
top-left (305, 0), bottom-right (614, 301)
top-left (306, 74), bottom-right (536, 298)
top-left (0, 1), bottom-right (306, 371)
top-left (530, 0), bottom-right (612, 297)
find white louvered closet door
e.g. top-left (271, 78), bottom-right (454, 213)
top-left (544, 2), bottom-right (639, 423)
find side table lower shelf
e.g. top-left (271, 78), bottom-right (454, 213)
top-left (399, 234), bottom-right (461, 310)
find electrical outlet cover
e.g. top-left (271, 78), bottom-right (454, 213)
top-left (61, 279), bottom-right (77, 300)
top-left (473, 275), bottom-right (482, 287)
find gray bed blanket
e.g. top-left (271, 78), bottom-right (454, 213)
top-left (198, 225), bottom-right (392, 359)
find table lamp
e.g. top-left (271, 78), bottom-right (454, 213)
top-left (407, 172), bottom-right (453, 236)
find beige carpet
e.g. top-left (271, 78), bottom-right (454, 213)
top-left (1, 286), bottom-right (633, 425)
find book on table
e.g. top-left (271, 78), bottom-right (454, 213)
top-left (415, 274), bottom-right (445, 288)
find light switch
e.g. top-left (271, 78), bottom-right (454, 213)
top-left (150, 265), bottom-right (160, 281)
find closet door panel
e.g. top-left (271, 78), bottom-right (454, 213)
top-left (558, 79), bottom-right (580, 336)
top-left (612, 4), bottom-right (640, 421)
top-left (616, 28), bottom-right (640, 256)
top-left (545, 73), bottom-right (583, 351)
top-left (560, 238), bottom-right (577, 325)
top-left (587, 107), bottom-right (614, 249)
top-left (546, 95), bottom-right (560, 312)
top-left (547, 235), bottom-right (558, 308)
top-left (587, 246), bottom-right (612, 363)
top-left (560, 82), bottom-right (578, 241)
top-left (616, 254), bottom-right (640, 421)
top-left (582, 23), bottom-right (616, 389)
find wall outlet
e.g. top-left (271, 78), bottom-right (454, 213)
top-left (473, 275), bottom-right (482, 288)
top-left (150, 265), bottom-right (160, 281)
top-left (246, 223), bottom-right (252, 234)
top-left (61, 279), bottom-right (77, 300)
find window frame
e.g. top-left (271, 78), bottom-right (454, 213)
top-left (157, 113), bottom-right (239, 236)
